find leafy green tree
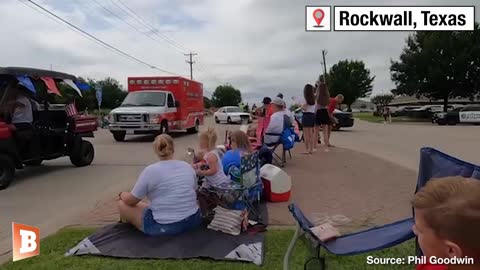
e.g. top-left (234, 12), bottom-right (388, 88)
top-left (391, 24), bottom-right (480, 112)
top-left (371, 94), bottom-right (395, 107)
top-left (211, 84), bottom-right (242, 107)
top-left (203, 96), bottom-right (212, 109)
top-left (50, 77), bottom-right (125, 111)
top-left (94, 77), bottom-right (127, 109)
top-left (327, 60), bottom-right (375, 111)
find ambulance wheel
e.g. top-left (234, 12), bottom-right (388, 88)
top-left (113, 131), bottom-right (126, 142)
top-left (0, 154), bottom-right (15, 190)
top-left (159, 121), bottom-right (168, 134)
top-left (188, 120), bottom-right (200, 134)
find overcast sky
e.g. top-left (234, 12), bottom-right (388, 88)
top-left (1, 0), bottom-right (479, 105)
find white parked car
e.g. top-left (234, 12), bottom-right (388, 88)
top-left (214, 106), bottom-right (252, 124)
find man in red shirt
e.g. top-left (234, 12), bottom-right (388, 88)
top-left (326, 94), bottom-right (344, 145)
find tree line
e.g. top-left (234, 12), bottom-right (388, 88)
top-left (53, 77), bottom-right (127, 111)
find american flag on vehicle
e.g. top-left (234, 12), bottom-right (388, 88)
top-left (65, 102), bottom-right (78, 117)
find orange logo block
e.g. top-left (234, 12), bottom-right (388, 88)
top-left (12, 222), bottom-right (40, 262)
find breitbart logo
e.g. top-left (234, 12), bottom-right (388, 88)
top-left (12, 222), bottom-right (40, 262)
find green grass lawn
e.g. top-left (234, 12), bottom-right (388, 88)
top-left (2, 228), bottom-right (417, 270)
top-left (354, 112), bottom-right (431, 124)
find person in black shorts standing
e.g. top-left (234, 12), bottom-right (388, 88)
top-left (301, 84), bottom-right (316, 154)
top-left (315, 82), bottom-right (331, 149)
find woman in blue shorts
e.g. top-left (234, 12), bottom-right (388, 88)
top-left (117, 134), bottom-right (201, 236)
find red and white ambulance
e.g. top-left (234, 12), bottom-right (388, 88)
top-left (108, 76), bottom-right (204, 141)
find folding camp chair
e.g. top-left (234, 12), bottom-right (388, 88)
top-left (264, 114), bottom-right (295, 168)
top-left (283, 147), bottom-right (480, 270)
top-left (238, 151), bottom-right (263, 220)
top-left (266, 141), bottom-right (291, 168)
top-left (206, 151), bottom-right (263, 221)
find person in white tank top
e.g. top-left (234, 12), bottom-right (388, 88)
top-left (202, 149), bottom-right (230, 187)
top-left (301, 84), bottom-right (318, 154)
top-left (193, 127), bottom-right (231, 187)
top-left (194, 127), bottom-right (231, 218)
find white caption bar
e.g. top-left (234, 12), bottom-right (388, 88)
top-left (334, 6), bottom-right (475, 31)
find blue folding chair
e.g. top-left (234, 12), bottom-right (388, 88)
top-left (209, 151), bottom-right (264, 221)
top-left (283, 147), bottom-right (480, 270)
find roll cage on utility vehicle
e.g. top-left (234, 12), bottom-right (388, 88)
top-left (0, 67), bottom-right (98, 190)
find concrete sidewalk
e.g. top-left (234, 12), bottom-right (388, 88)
top-left (77, 145), bottom-right (416, 233)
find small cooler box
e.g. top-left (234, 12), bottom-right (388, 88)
top-left (260, 164), bottom-right (292, 202)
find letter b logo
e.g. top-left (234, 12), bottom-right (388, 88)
top-left (12, 223), bottom-right (40, 262)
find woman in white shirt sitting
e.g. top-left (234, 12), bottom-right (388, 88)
top-left (117, 134), bottom-right (201, 236)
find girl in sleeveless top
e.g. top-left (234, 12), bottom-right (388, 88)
top-left (302, 84), bottom-right (317, 154)
top-left (194, 127), bottom-right (231, 219)
top-left (193, 127), bottom-right (231, 187)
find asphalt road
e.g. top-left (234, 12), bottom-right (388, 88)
top-left (1, 117), bottom-right (479, 261)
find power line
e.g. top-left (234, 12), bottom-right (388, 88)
top-left (17, 0), bottom-right (127, 61)
top-left (113, 0), bottom-right (190, 54)
top-left (90, 0), bottom-right (183, 52)
top-left (19, 0), bottom-right (179, 75)
top-left (99, 0), bottom-right (222, 84)
top-left (111, 0), bottom-right (225, 85)
top-left (113, 0), bottom-right (230, 86)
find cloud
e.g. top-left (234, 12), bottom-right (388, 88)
top-left (1, 0), bottom-right (478, 105)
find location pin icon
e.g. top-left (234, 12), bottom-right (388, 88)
top-left (313, 9), bottom-right (325, 26)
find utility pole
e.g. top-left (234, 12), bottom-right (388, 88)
top-left (321, 50), bottom-right (328, 85)
top-left (185, 52), bottom-right (197, 80)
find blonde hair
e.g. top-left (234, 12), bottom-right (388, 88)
top-left (316, 82), bottom-right (330, 107)
top-left (230, 130), bottom-right (252, 153)
top-left (412, 177), bottom-right (480, 253)
top-left (153, 134), bottom-right (174, 159)
top-left (199, 127), bottom-right (217, 149)
top-left (336, 94), bottom-right (344, 102)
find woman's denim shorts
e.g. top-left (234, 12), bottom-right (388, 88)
top-left (142, 208), bottom-right (202, 236)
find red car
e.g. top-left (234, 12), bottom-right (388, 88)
top-left (0, 67), bottom-right (97, 189)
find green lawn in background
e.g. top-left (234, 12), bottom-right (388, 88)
top-left (2, 228), bottom-right (416, 270)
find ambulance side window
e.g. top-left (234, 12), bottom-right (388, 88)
top-left (167, 94), bottom-right (175, 108)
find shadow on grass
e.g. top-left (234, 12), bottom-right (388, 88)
top-left (2, 228), bottom-right (416, 270)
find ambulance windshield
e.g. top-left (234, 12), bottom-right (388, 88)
top-left (121, 92), bottom-right (166, 107)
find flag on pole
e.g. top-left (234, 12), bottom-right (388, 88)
top-left (16, 76), bottom-right (36, 93)
top-left (63, 79), bottom-right (83, 97)
top-left (74, 80), bottom-right (90, 91)
top-left (41, 77), bottom-right (62, 96)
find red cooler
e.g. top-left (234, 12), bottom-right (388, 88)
top-left (260, 164), bottom-right (291, 202)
